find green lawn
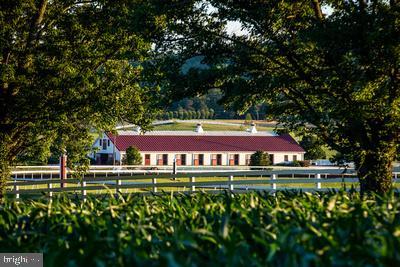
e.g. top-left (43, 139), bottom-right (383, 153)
top-left (6, 175), bottom-right (372, 198)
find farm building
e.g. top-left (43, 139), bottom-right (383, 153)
top-left (91, 124), bottom-right (305, 165)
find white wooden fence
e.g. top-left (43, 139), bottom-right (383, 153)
top-left (7, 166), bottom-right (400, 200)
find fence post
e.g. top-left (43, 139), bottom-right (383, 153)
top-left (270, 173), bottom-right (277, 190)
top-left (48, 182), bottom-right (53, 199)
top-left (190, 177), bottom-right (195, 192)
top-left (228, 175), bottom-right (234, 191)
top-left (82, 181), bottom-right (87, 202)
top-left (116, 179), bottom-right (121, 195)
top-left (14, 182), bottom-right (19, 200)
top-left (152, 177), bottom-right (157, 193)
top-left (315, 173), bottom-right (321, 189)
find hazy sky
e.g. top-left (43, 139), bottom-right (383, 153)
top-left (226, 5), bottom-right (333, 36)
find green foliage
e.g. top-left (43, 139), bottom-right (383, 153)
top-left (330, 151), bottom-right (352, 166)
top-left (1, 192), bottom-right (400, 266)
top-left (245, 113), bottom-right (253, 124)
top-left (163, 90), bottom-right (269, 120)
top-left (154, 0), bottom-right (400, 193)
top-left (250, 151), bottom-right (271, 166)
top-left (278, 160), bottom-right (311, 167)
top-left (0, 0), bottom-right (179, 192)
top-left (124, 146), bottom-right (142, 165)
top-left (300, 136), bottom-right (327, 160)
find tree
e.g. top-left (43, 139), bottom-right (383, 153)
top-left (250, 151), bottom-right (271, 166)
top-left (300, 136), bottom-right (327, 160)
top-left (0, 0), bottom-right (178, 194)
top-left (164, 112), bottom-right (171, 120)
top-left (182, 110), bottom-right (189, 120)
top-left (330, 151), bottom-right (352, 166)
top-left (124, 146), bottom-right (142, 165)
top-left (245, 113), bottom-right (253, 124)
top-left (209, 109), bottom-right (215, 119)
top-left (155, 0), bottom-right (400, 193)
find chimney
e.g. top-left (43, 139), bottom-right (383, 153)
top-left (195, 123), bottom-right (204, 133)
top-left (248, 123), bottom-right (257, 133)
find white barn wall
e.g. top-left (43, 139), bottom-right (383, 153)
top-left (93, 133), bottom-right (304, 165)
top-left (135, 151), bottom-right (304, 166)
top-left (93, 134), bottom-right (122, 162)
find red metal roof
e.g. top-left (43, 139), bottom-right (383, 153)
top-left (106, 133), bottom-right (304, 153)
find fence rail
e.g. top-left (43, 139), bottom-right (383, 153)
top-left (6, 167), bottom-right (400, 200)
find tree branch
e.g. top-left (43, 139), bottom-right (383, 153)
top-left (26, 0), bottom-right (48, 50)
top-left (311, 0), bottom-right (324, 21)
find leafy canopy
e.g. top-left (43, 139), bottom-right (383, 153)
top-left (152, 0), bottom-right (400, 193)
top-left (0, 0), bottom-right (188, 191)
top-left (300, 135), bottom-right (327, 160)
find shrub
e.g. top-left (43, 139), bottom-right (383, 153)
top-left (250, 151), bottom-right (271, 166)
top-left (298, 160), bottom-right (311, 167)
top-left (282, 160), bottom-right (311, 167)
top-left (123, 146), bottom-right (142, 165)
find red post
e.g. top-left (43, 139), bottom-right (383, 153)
top-left (60, 154), bottom-right (67, 188)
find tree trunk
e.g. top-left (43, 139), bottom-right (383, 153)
top-left (356, 146), bottom-right (396, 194)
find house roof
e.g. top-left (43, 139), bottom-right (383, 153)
top-left (106, 133), bottom-right (305, 153)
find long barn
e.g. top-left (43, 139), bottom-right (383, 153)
top-left (91, 124), bottom-right (305, 166)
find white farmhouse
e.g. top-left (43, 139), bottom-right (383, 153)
top-left (91, 124), bottom-right (305, 166)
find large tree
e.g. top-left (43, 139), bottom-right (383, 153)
top-left (0, 0), bottom-right (183, 194)
top-left (152, 0), bottom-right (400, 193)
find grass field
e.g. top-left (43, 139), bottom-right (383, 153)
top-left (151, 121), bottom-right (276, 132)
top-left (7, 175), bottom-right (361, 196)
top-left (1, 192), bottom-right (399, 266)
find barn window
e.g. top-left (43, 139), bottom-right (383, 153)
top-left (181, 154), bottom-right (187, 166)
top-left (211, 154), bottom-right (222, 165)
top-left (102, 139), bottom-right (107, 150)
top-left (176, 154), bottom-right (186, 166)
top-left (229, 154), bottom-right (240, 166)
top-left (145, 154), bottom-right (151, 165)
top-left (199, 154), bottom-right (204, 165)
top-left (162, 154), bottom-right (168, 165)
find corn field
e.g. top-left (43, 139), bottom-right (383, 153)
top-left (1, 191), bottom-right (399, 266)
